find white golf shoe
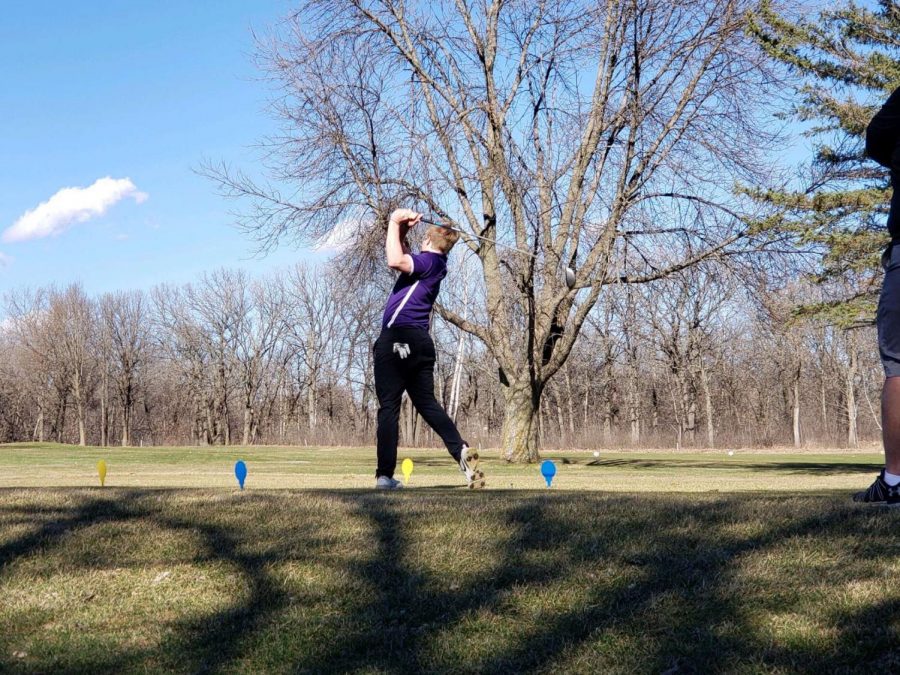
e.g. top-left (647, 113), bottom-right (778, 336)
top-left (458, 445), bottom-right (485, 489)
top-left (375, 476), bottom-right (403, 490)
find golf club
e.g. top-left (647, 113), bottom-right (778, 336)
top-left (420, 218), bottom-right (576, 289)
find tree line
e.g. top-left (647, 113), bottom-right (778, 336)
top-left (0, 261), bottom-right (882, 450)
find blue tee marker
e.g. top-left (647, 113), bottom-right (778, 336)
top-left (235, 460), bottom-right (248, 489)
top-left (540, 460), bottom-right (556, 487)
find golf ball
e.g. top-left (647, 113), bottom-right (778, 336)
top-left (593, 451), bottom-right (600, 457)
top-left (727, 450), bottom-right (734, 456)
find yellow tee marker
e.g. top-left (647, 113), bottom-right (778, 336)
top-left (97, 460), bottom-right (107, 487)
top-left (401, 458), bottom-right (414, 485)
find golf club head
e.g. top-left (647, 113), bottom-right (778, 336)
top-left (565, 267), bottom-right (576, 289)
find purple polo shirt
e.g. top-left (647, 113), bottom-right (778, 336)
top-left (382, 252), bottom-right (448, 330)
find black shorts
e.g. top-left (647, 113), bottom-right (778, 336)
top-left (878, 242), bottom-right (900, 378)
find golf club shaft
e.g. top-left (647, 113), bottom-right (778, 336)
top-left (419, 218), bottom-right (538, 259)
top-left (417, 217), bottom-right (576, 289)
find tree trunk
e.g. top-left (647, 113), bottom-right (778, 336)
top-left (102, 404), bottom-right (109, 447)
top-left (564, 367), bottom-right (576, 437)
top-left (846, 343), bottom-right (858, 448)
top-left (791, 362), bottom-right (801, 448)
top-left (401, 393), bottom-right (418, 446)
top-left (700, 357), bottom-right (715, 447)
top-left (552, 382), bottom-right (566, 441)
top-left (223, 401), bottom-right (231, 446)
top-left (205, 400), bottom-right (215, 446)
top-left (651, 388), bottom-right (659, 433)
top-left (307, 376), bottom-right (317, 431)
top-left (243, 404), bottom-right (252, 446)
top-left (601, 362), bottom-right (613, 444)
top-left (500, 381), bottom-right (541, 462)
top-left (242, 380), bottom-right (253, 445)
top-left (33, 405), bottom-right (44, 443)
top-left (122, 401), bottom-right (132, 447)
top-left (121, 374), bottom-right (134, 447)
top-left (449, 331), bottom-right (466, 421)
top-left (538, 398), bottom-right (545, 448)
top-left (74, 379), bottom-right (86, 447)
top-left (582, 386), bottom-right (590, 427)
top-left (680, 374), bottom-right (696, 446)
top-left (100, 368), bottom-right (109, 447)
top-left (628, 360), bottom-right (640, 445)
top-left (77, 408), bottom-right (86, 446)
top-left (216, 356), bottom-right (230, 446)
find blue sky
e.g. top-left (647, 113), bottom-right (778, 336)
top-left (0, 0), bottom-right (321, 296)
top-left (0, 2), bottom-right (825, 302)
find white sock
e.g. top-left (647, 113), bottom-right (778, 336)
top-left (884, 470), bottom-right (900, 486)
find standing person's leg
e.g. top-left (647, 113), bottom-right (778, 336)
top-left (883, 183), bottom-right (900, 477)
top-left (403, 333), bottom-right (465, 459)
top-left (883, 377), bottom-right (900, 474)
top-left (879, 243), bottom-right (900, 477)
top-left (856, 242), bottom-right (900, 502)
top-left (403, 331), bottom-right (485, 488)
top-left (374, 334), bottom-right (406, 480)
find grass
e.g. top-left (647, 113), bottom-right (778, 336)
top-left (0, 442), bottom-right (888, 491)
top-left (0, 443), bottom-right (898, 672)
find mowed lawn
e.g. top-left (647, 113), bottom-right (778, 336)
top-left (0, 442), bottom-right (890, 492)
top-left (1, 444), bottom-right (898, 673)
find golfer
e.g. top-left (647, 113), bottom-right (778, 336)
top-left (372, 208), bottom-right (484, 489)
top-left (856, 88), bottom-right (900, 504)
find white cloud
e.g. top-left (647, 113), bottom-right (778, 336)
top-left (0, 251), bottom-right (12, 268)
top-left (2, 177), bottom-right (148, 243)
top-left (314, 217), bottom-right (363, 253)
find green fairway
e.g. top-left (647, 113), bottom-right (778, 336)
top-left (0, 442), bottom-right (888, 492)
top-left (1, 444), bottom-right (898, 672)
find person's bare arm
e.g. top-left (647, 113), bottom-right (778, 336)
top-left (386, 209), bottom-right (421, 274)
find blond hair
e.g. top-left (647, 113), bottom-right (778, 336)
top-left (425, 226), bottom-right (460, 254)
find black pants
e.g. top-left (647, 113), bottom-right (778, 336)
top-left (373, 327), bottom-right (466, 478)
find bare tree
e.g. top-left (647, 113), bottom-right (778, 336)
top-left (232, 277), bottom-right (289, 445)
top-left (641, 266), bottom-right (732, 447)
top-left (5, 286), bottom-right (97, 445)
top-left (283, 264), bottom-right (343, 435)
top-left (208, 0), bottom-right (783, 460)
top-left (152, 284), bottom-right (216, 445)
top-left (181, 270), bottom-right (248, 446)
top-left (759, 286), bottom-right (807, 448)
top-left (99, 291), bottom-right (150, 446)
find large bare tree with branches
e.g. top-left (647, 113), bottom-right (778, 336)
top-left (210, 0), bottom-right (782, 460)
top-left (99, 291), bottom-right (151, 446)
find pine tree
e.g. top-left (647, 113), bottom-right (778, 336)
top-left (747, 0), bottom-right (900, 327)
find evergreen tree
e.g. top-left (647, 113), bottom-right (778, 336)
top-left (747, 0), bottom-right (900, 326)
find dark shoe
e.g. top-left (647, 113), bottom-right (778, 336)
top-left (853, 470), bottom-right (900, 504)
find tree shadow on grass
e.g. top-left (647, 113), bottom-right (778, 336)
top-left (580, 457), bottom-right (881, 475)
top-left (149, 503), bottom-right (289, 673)
top-left (0, 489), bottom-right (154, 570)
top-left (0, 490), bottom-right (177, 673)
top-left (0, 489), bottom-right (341, 673)
top-left (294, 494), bottom-right (900, 673)
top-left (296, 493), bottom-right (558, 673)
top-left (2, 489), bottom-right (899, 673)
